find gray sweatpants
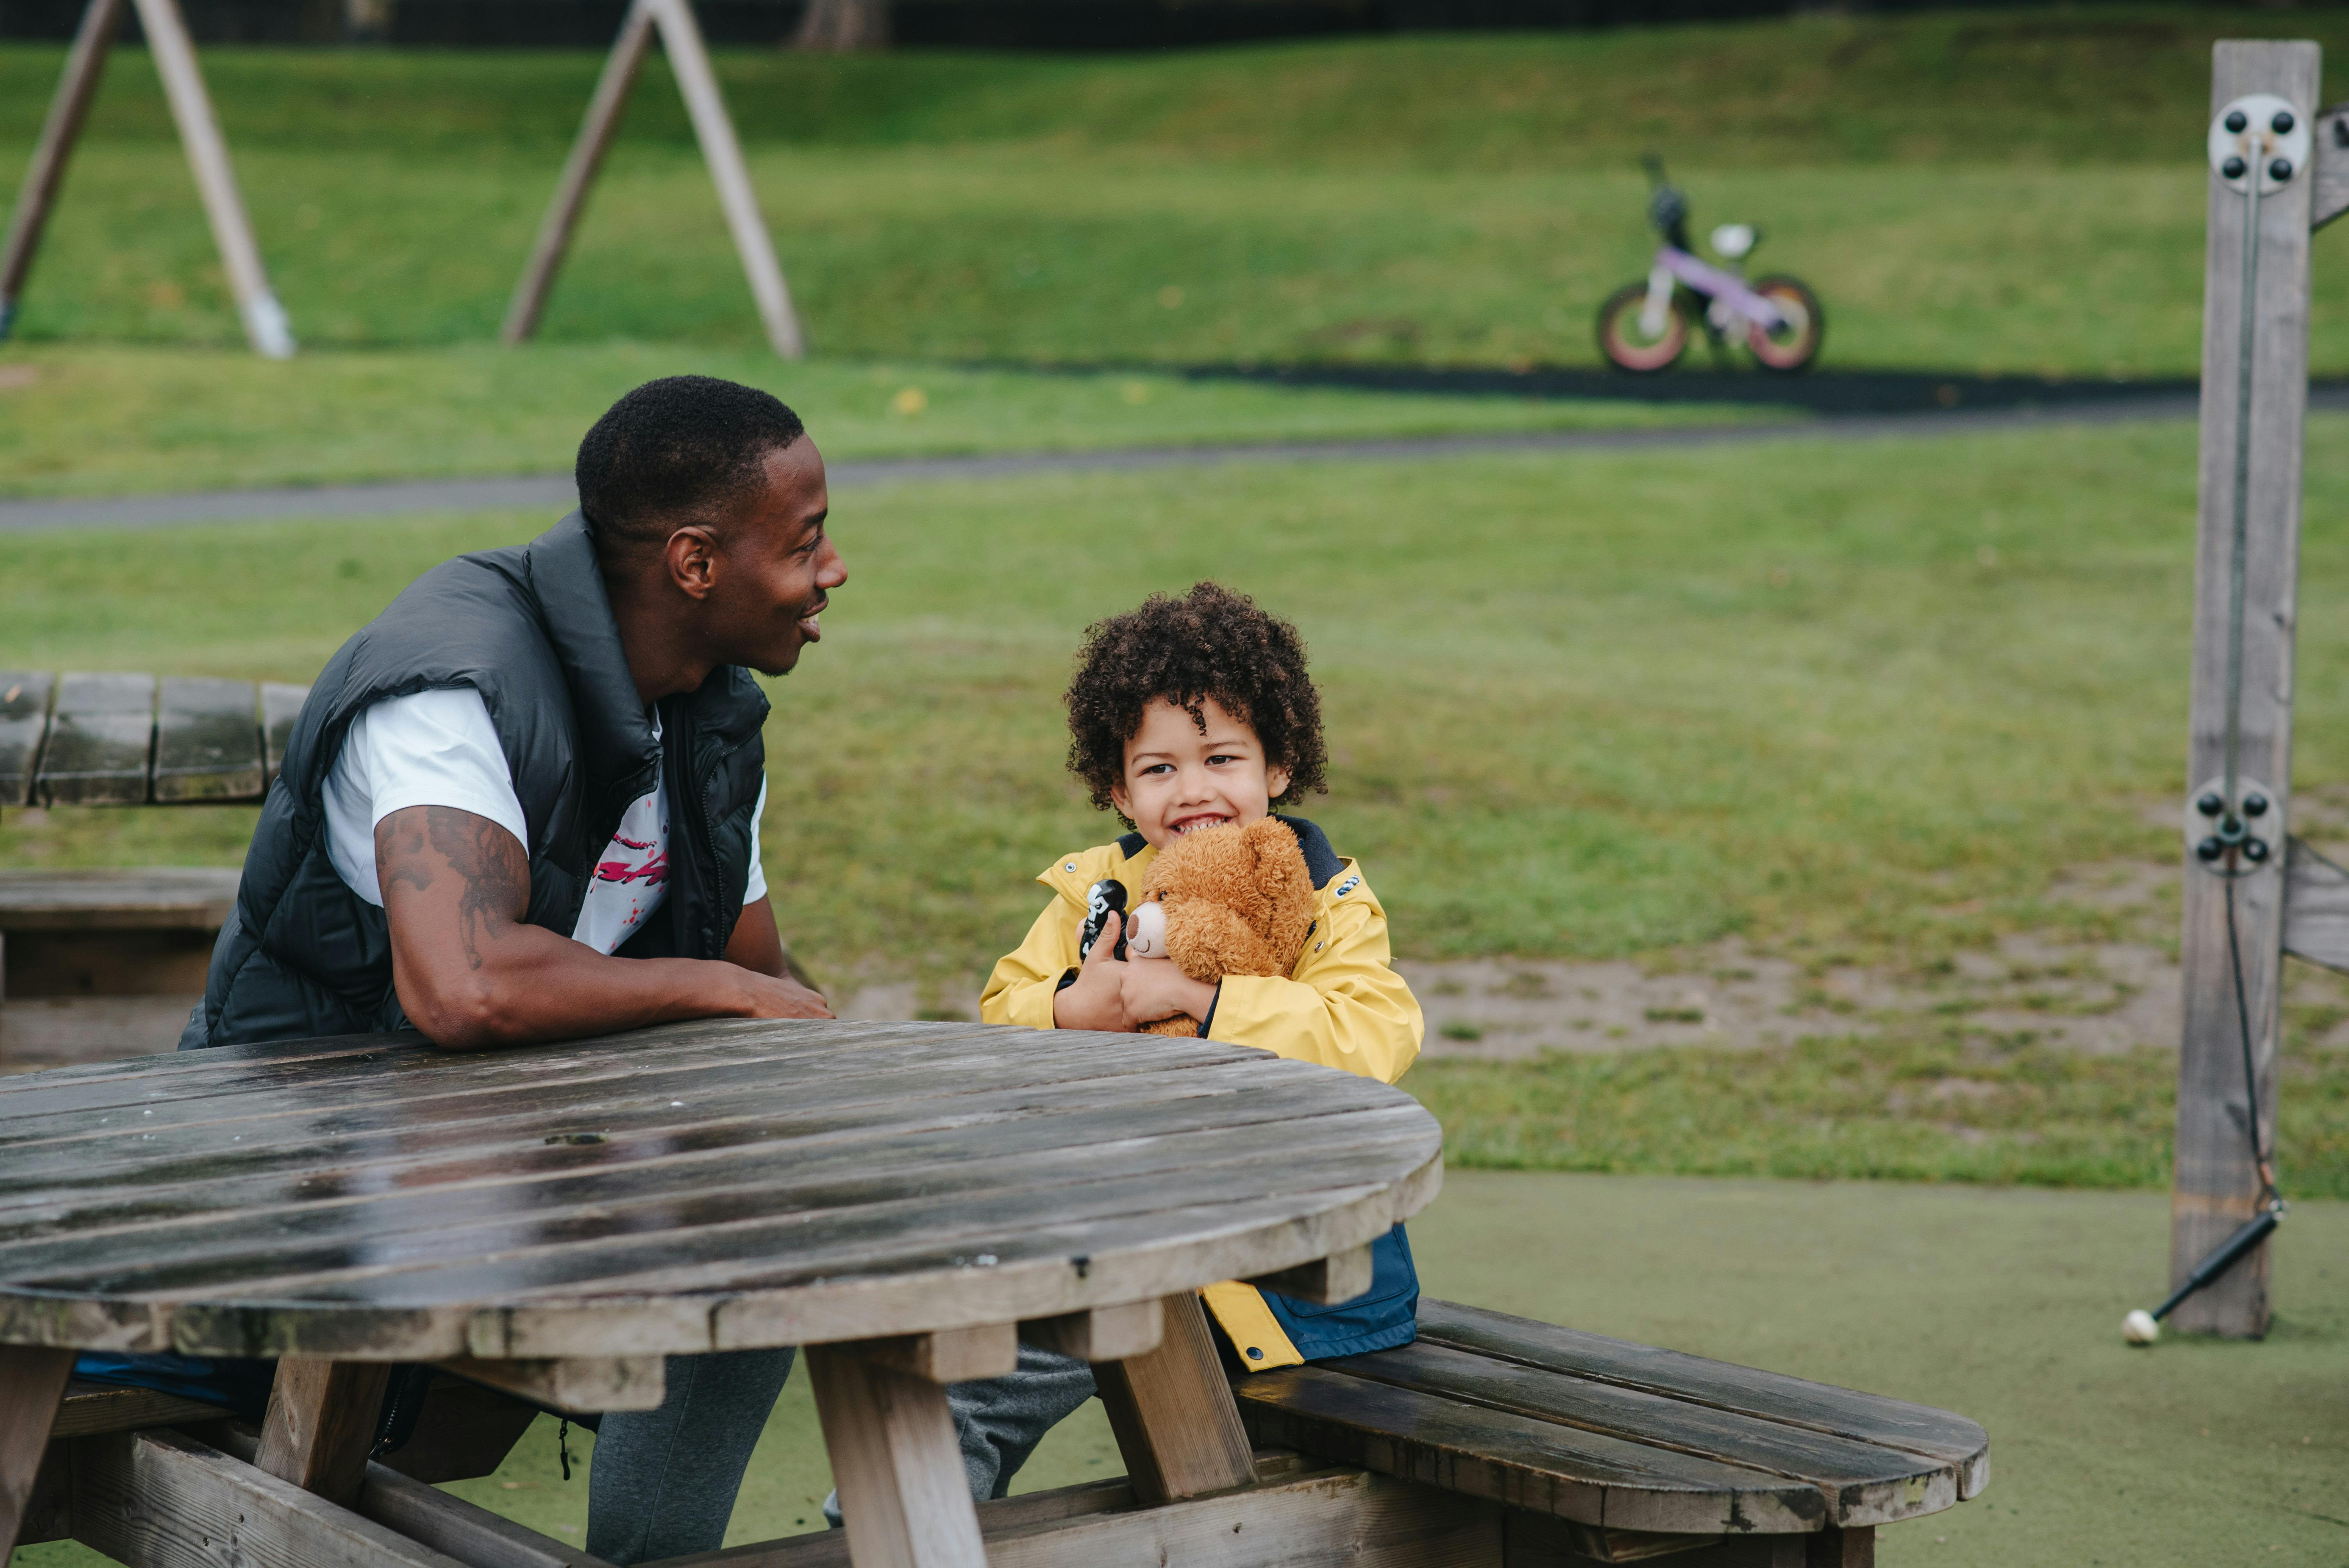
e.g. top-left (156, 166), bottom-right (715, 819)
top-left (822, 1346), bottom-right (1098, 1526)
top-left (587, 1347), bottom-right (797, 1565)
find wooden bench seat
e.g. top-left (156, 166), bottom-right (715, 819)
top-left (1233, 1300), bottom-right (1988, 1566)
top-left (0, 670), bottom-right (307, 807)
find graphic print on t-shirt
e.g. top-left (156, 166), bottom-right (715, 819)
top-left (576, 784), bottom-right (668, 953)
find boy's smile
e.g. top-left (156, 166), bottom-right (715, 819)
top-left (1112, 697), bottom-right (1293, 851)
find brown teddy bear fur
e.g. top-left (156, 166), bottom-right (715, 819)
top-left (1136, 816), bottom-right (1317, 1038)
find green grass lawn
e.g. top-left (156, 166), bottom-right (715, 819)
top-left (0, 341), bottom-right (1770, 499)
top-left (6, 415), bottom-right (2349, 1192)
top-left (10, 10), bottom-right (2349, 376)
top-left (20, 1172), bottom-right (2343, 1568)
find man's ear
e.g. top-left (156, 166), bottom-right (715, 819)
top-left (1266, 764), bottom-right (1292, 801)
top-left (663, 526), bottom-right (722, 600)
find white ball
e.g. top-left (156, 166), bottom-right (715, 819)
top-left (2122, 1309), bottom-right (2160, 1345)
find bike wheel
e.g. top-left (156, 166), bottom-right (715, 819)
top-left (1595, 281), bottom-right (1689, 373)
top-left (1745, 275), bottom-right (1824, 372)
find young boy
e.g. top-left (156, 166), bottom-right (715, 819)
top-left (966, 579), bottom-right (1426, 1501)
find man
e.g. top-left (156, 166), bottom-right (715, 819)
top-left (158, 376), bottom-right (837, 1561)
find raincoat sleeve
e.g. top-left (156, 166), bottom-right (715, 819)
top-left (1204, 881), bottom-right (1422, 1084)
top-left (980, 895), bottom-right (1084, 1031)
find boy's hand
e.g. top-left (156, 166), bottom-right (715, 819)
top-left (1119, 958), bottom-right (1219, 1033)
top-left (1053, 910), bottom-right (1131, 1032)
top-left (1052, 912), bottom-right (1219, 1033)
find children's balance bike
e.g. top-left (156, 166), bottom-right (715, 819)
top-left (1595, 156), bottom-right (1824, 374)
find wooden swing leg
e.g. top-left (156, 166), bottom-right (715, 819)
top-left (649, 0), bottom-right (805, 359)
top-left (502, 0), bottom-right (656, 344)
top-left (128, 0), bottom-right (295, 358)
top-left (0, 0), bottom-right (128, 340)
top-left (0, 1345), bottom-right (75, 1559)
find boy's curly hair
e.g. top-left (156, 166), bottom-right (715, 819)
top-left (1064, 582), bottom-right (1328, 823)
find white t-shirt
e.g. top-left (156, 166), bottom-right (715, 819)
top-left (323, 687), bottom-right (767, 955)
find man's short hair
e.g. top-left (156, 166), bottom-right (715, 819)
top-left (1063, 581), bottom-right (1328, 823)
top-left (576, 376), bottom-right (806, 554)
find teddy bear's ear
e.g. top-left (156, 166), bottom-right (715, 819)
top-left (1240, 818), bottom-right (1316, 971)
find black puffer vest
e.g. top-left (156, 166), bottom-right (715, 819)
top-left (185, 513), bottom-right (770, 1049)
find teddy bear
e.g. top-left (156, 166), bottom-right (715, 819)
top-left (1126, 816), bottom-right (1318, 1037)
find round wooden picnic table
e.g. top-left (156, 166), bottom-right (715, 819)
top-left (0, 1017), bottom-right (1444, 1568)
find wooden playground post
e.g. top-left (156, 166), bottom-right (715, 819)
top-left (502, 0), bottom-right (805, 359)
top-left (0, 0), bottom-right (294, 357)
top-left (2168, 39), bottom-right (2349, 1338)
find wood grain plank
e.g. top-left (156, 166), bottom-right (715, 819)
top-left (52, 1377), bottom-right (230, 1438)
top-left (1094, 1290), bottom-right (1255, 1504)
top-left (0, 672), bottom-right (52, 808)
top-left (0, 1145), bottom-right (1437, 1364)
top-left (1244, 1244), bottom-right (1372, 1306)
top-left (2174, 38), bottom-right (2320, 1340)
top-left (0, 868), bottom-right (241, 934)
top-left (358, 1460), bottom-right (613, 1568)
top-left (1310, 1341), bottom-right (1955, 1527)
top-left (805, 1341), bottom-right (987, 1568)
top-left (1020, 1300), bottom-right (1164, 1362)
top-left (852, 1324), bottom-right (1019, 1384)
top-left (2281, 834), bottom-right (2349, 970)
top-left (0, 1343), bottom-right (75, 1559)
top-left (0, 1021), bottom-right (1441, 1362)
top-left (36, 672), bottom-right (153, 805)
top-left (650, 1464), bottom-right (1498, 1568)
top-left (0, 1094), bottom-right (1430, 1288)
top-left (153, 677), bottom-right (264, 803)
top-left (260, 683), bottom-right (307, 784)
top-left (1235, 1365), bottom-right (1828, 1536)
top-left (70, 1425), bottom-right (471, 1568)
top-left (0, 1050), bottom-right (1387, 1226)
top-left (430, 1355), bottom-right (665, 1415)
top-left (1414, 1302), bottom-right (1988, 1496)
top-left (255, 1358), bottom-right (392, 1506)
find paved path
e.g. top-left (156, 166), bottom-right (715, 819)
top-left (0, 393), bottom-right (2220, 534)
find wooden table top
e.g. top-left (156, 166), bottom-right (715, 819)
top-left (0, 1020), bottom-right (1442, 1363)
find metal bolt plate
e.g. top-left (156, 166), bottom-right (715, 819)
top-left (2184, 775), bottom-right (2281, 877)
top-left (2211, 94), bottom-right (2310, 194)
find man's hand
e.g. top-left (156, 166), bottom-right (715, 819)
top-left (378, 805), bottom-right (829, 1048)
top-left (1052, 912), bottom-right (1218, 1033)
top-left (724, 896), bottom-right (833, 1019)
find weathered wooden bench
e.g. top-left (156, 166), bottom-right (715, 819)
top-left (16, 1301), bottom-right (1985, 1566)
top-left (0, 672), bottom-right (302, 1071)
top-left (1232, 1298), bottom-right (1986, 1566)
top-left (0, 671), bottom-right (306, 807)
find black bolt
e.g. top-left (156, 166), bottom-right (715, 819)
top-left (2244, 793), bottom-right (2269, 818)
top-left (2224, 156), bottom-right (2248, 180)
top-left (2227, 109), bottom-right (2249, 133)
top-left (2274, 110), bottom-right (2296, 135)
top-left (2272, 157), bottom-right (2295, 183)
top-left (2198, 837), bottom-right (2225, 863)
top-left (2198, 791), bottom-right (2225, 817)
top-left (2246, 837), bottom-right (2271, 864)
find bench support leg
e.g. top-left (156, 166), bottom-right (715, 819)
top-left (805, 1341), bottom-right (987, 1568)
top-left (0, 1345), bottom-right (74, 1558)
top-left (1092, 1290), bottom-right (1256, 1504)
top-left (255, 1357), bottom-right (390, 1508)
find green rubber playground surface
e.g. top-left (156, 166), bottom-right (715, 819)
top-left (20, 1172), bottom-right (2340, 1568)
